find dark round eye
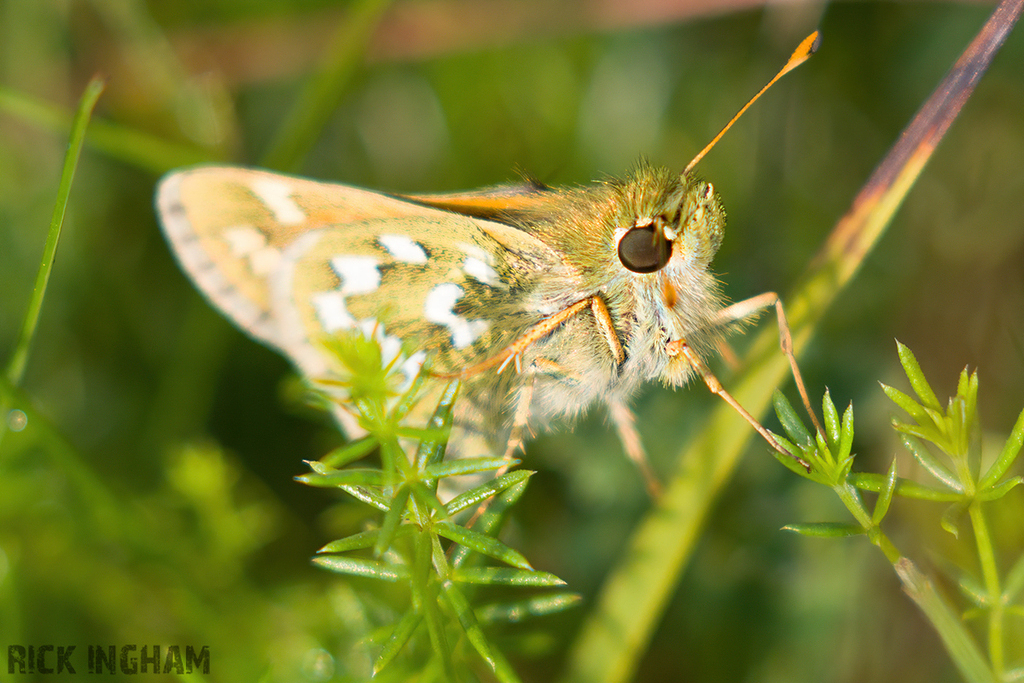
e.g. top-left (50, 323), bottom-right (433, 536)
top-left (618, 225), bottom-right (672, 273)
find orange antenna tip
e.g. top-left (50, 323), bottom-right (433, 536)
top-left (683, 31), bottom-right (821, 177)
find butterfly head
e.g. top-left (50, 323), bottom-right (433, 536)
top-left (609, 164), bottom-right (725, 287)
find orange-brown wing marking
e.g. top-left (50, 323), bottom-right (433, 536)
top-left (402, 183), bottom-right (554, 223)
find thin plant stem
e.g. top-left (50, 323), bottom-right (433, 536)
top-left (970, 501), bottom-right (1005, 674)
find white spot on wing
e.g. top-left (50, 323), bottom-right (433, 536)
top-left (330, 256), bottom-right (380, 294)
top-left (457, 242), bottom-right (493, 265)
top-left (251, 178), bottom-right (305, 225)
top-left (379, 234), bottom-right (428, 264)
top-left (463, 256), bottom-right (501, 287)
top-left (311, 291), bottom-right (355, 332)
top-left (222, 225), bottom-right (281, 275)
top-left (223, 225), bottom-right (265, 255)
top-left (311, 256), bottom-right (380, 333)
top-left (425, 283), bottom-right (488, 349)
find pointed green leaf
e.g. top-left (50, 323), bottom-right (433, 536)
top-left (297, 467), bottom-right (385, 488)
top-left (976, 476), bottom-right (1022, 501)
top-left (814, 428), bottom-right (833, 468)
top-left (378, 438), bottom-right (406, 481)
top-left (881, 382), bottom-right (928, 423)
top-left (782, 522), bottom-right (866, 538)
top-left (900, 434), bottom-right (962, 492)
top-left (304, 459), bottom-right (333, 475)
top-left (771, 437), bottom-right (819, 479)
top-left (374, 485), bottom-right (411, 556)
top-left (388, 357), bottom-right (436, 425)
top-left (955, 367), bottom-right (971, 406)
top-left (822, 388), bottom-right (840, 444)
top-left (838, 402), bottom-right (855, 469)
top-left (426, 456), bottom-right (520, 479)
top-left (373, 610), bottom-right (421, 675)
top-left (440, 580), bottom-right (502, 677)
top-left (411, 534), bottom-right (456, 681)
top-left (773, 390), bottom-right (812, 445)
top-left (311, 555), bottom-right (408, 581)
top-left (940, 501), bottom-right (968, 538)
top-left (896, 341), bottom-right (942, 410)
top-left (872, 458), bottom-right (899, 525)
top-left (338, 484), bottom-right (391, 511)
top-left (318, 529), bottom-right (379, 553)
top-left (320, 436), bottom-right (379, 468)
top-left (1001, 552), bottom-right (1024, 604)
top-left (444, 470), bottom-right (533, 517)
top-left (980, 405), bottom-right (1024, 489)
top-left (436, 521), bottom-right (532, 569)
top-left (453, 566), bottom-right (566, 586)
top-left (849, 472), bottom-right (961, 501)
top-left (4, 78), bottom-right (105, 390)
top-left (450, 478), bottom-right (532, 570)
top-left (891, 418), bottom-right (946, 448)
top-left (476, 593), bottom-right (583, 624)
top-left (414, 379), bottom-right (459, 469)
top-left (429, 530), bottom-right (452, 581)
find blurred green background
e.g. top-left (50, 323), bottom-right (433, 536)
top-left (1, 1), bottom-right (1022, 681)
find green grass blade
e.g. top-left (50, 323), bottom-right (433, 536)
top-left (4, 77), bottom-right (104, 390)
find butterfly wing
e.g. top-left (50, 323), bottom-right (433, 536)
top-left (157, 165), bottom-right (568, 385)
top-left (158, 167), bottom-right (452, 353)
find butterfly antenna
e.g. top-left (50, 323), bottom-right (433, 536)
top-left (683, 31), bottom-right (821, 177)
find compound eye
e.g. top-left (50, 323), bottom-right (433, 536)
top-left (618, 225), bottom-right (672, 273)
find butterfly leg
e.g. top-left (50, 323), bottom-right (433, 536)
top-left (668, 339), bottom-right (810, 470)
top-left (606, 396), bottom-right (662, 497)
top-left (504, 368), bottom-right (538, 459)
top-left (463, 366), bottom-right (540, 529)
top-left (442, 294), bottom-right (664, 492)
top-left (716, 291), bottom-right (823, 435)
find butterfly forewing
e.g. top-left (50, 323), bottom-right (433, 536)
top-left (276, 214), bottom-right (551, 377)
top-left (158, 167), bottom-right (444, 352)
top-left (158, 166), bottom-right (571, 401)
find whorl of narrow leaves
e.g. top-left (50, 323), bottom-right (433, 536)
top-left (299, 329), bottom-right (578, 680)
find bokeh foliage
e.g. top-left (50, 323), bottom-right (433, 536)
top-left (1, 2), bottom-right (1022, 682)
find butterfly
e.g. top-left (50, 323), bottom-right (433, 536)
top-left (156, 33), bottom-right (820, 494)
